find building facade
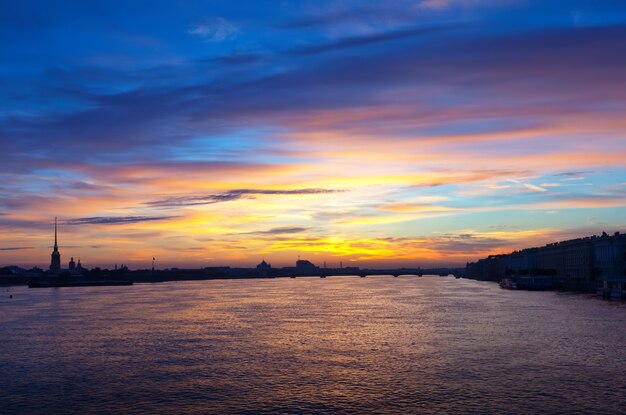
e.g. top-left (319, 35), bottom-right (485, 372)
top-left (507, 248), bottom-right (538, 273)
top-left (466, 231), bottom-right (626, 291)
top-left (594, 232), bottom-right (626, 281)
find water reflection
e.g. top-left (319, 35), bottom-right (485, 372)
top-left (1, 277), bottom-right (624, 414)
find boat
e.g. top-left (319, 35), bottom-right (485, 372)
top-left (500, 275), bottom-right (552, 291)
top-left (597, 280), bottom-right (626, 299)
top-left (499, 278), bottom-right (517, 289)
top-left (28, 279), bottom-right (133, 288)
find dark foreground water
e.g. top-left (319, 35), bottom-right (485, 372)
top-left (1, 276), bottom-right (625, 414)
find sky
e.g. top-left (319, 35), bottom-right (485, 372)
top-left (1, 0), bottom-right (625, 269)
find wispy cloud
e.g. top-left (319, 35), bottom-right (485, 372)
top-left (419, 0), bottom-right (452, 10)
top-left (146, 188), bottom-right (346, 208)
top-left (200, 52), bottom-right (266, 66)
top-left (523, 183), bottom-right (547, 192)
top-left (230, 188), bottom-right (344, 196)
top-left (0, 247), bottom-right (34, 251)
top-left (412, 170), bottom-right (529, 188)
top-left (276, 8), bottom-right (377, 29)
top-left (146, 193), bottom-right (241, 208)
top-left (242, 226), bottom-right (311, 235)
top-left (553, 171), bottom-right (591, 179)
top-left (65, 216), bottom-right (177, 225)
top-left (188, 17), bottom-right (239, 42)
top-left (507, 179), bottom-right (547, 192)
top-left (289, 23), bottom-right (456, 55)
top-left (554, 171), bottom-right (590, 177)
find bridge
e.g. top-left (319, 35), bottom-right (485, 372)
top-left (271, 267), bottom-right (464, 279)
top-left (122, 266), bottom-right (465, 284)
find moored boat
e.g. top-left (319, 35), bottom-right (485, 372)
top-left (500, 275), bottom-right (552, 290)
top-left (597, 280), bottom-right (626, 299)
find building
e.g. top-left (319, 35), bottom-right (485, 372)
top-left (466, 232), bottom-right (626, 291)
top-left (295, 259), bottom-right (318, 273)
top-left (593, 232), bottom-right (626, 280)
top-left (488, 254), bottom-right (509, 281)
top-left (507, 248), bottom-right (538, 273)
top-left (48, 217), bottom-right (84, 276)
top-left (50, 217), bottom-right (61, 273)
top-left (594, 232), bottom-right (626, 297)
top-left (536, 242), bottom-right (561, 276)
top-left (256, 260), bottom-right (272, 277)
top-left (560, 238), bottom-right (594, 283)
top-left (256, 260), bottom-right (271, 271)
top-left (466, 255), bottom-right (508, 281)
top-left (538, 237), bottom-right (594, 283)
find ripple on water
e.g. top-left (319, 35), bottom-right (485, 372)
top-left (0, 277), bottom-right (625, 414)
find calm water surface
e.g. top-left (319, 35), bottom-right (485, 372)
top-left (1, 276), bottom-right (625, 414)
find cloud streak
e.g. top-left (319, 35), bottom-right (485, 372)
top-left (242, 227), bottom-right (311, 235)
top-left (288, 23), bottom-right (457, 55)
top-left (64, 216), bottom-right (177, 225)
top-left (188, 17), bottom-right (239, 42)
top-left (146, 188), bottom-right (346, 208)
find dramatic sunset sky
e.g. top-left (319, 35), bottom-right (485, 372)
top-left (1, 0), bottom-right (625, 269)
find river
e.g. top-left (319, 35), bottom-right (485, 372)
top-left (1, 276), bottom-right (624, 414)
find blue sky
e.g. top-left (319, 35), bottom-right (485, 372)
top-left (1, 0), bottom-right (625, 268)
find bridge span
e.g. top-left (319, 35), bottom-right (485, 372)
top-left (272, 268), bottom-right (463, 279)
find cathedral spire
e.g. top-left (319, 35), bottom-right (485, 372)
top-left (50, 217), bottom-right (61, 272)
top-left (54, 216), bottom-right (58, 250)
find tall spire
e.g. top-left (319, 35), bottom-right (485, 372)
top-left (50, 216), bottom-right (61, 272)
